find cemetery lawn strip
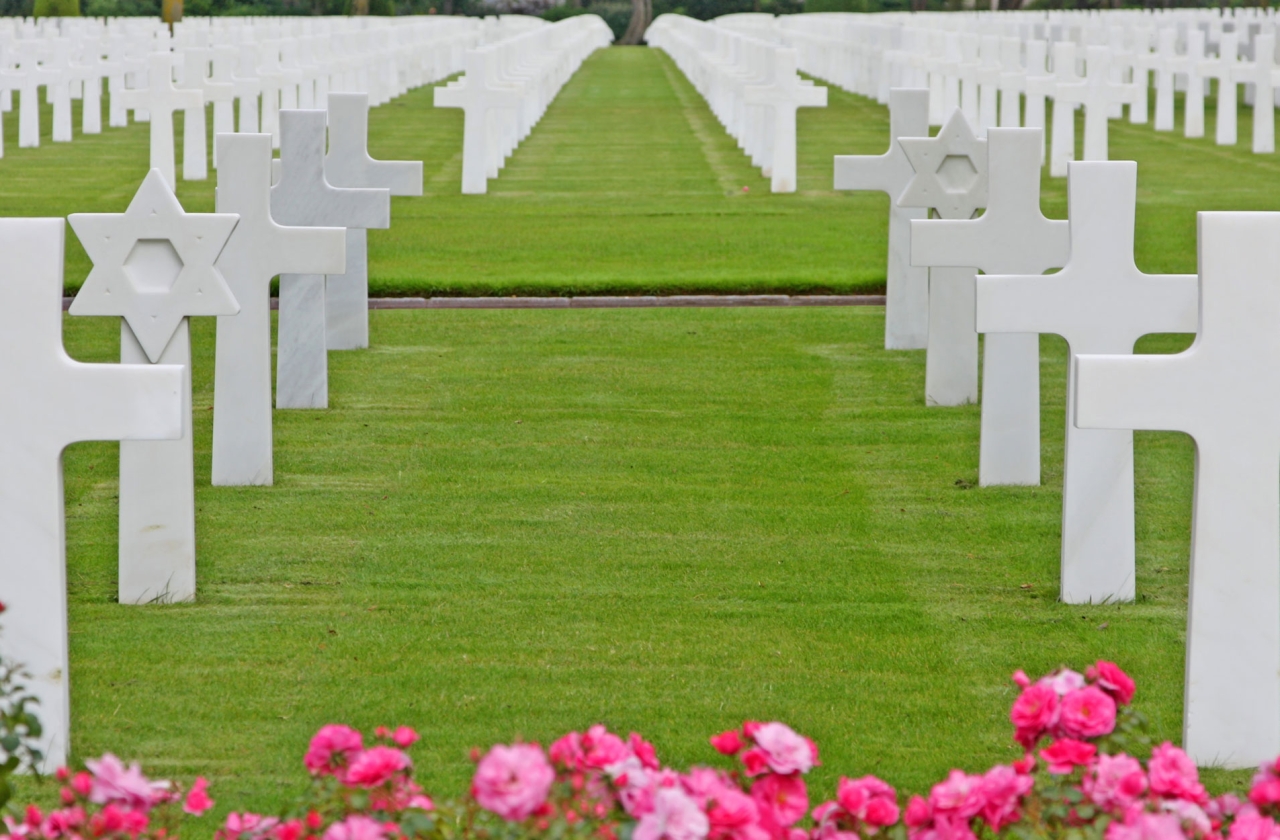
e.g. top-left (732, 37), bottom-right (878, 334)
top-left (50, 307), bottom-right (1247, 817)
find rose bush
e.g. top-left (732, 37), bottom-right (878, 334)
top-left (6, 658), bottom-right (1280, 840)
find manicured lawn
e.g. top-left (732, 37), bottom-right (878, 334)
top-left (7, 37), bottom-right (1276, 817)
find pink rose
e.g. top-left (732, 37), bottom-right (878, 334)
top-left (711, 732), bottom-right (745, 756)
top-left (752, 774), bottom-right (810, 834)
top-left (1038, 739), bottom-right (1097, 774)
top-left (218, 812), bottom-right (279, 840)
top-left (1010, 684), bottom-right (1060, 749)
top-left (1059, 686), bottom-right (1118, 739)
top-left (1042, 669), bottom-right (1087, 696)
top-left (305, 726), bottom-right (365, 779)
top-left (183, 778), bottom-right (214, 817)
top-left (708, 785), bottom-right (764, 840)
top-left (1251, 760), bottom-right (1280, 808)
top-left (1231, 808), bottom-right (1280, 840)
top-left (1106, 813), bottom-right (1186, 840)
top-left (631, 734), bottom-right (661, 771)
top-left (471, 744), bottom-right (555, 821)
top-left (1163, 799), bottom-right (1211, 835)
top-left (345, 747), bottom-right (411, 788)
top-left (1090, 662), bottom-right (1137, 705)
top-left (84, 754), bottom-right (166, 811)
top-left (928, 771), bottom-right (985, 820)
top-left (583, 725), bottom-right (631, 769)
top-left (904, 796), bottom-right (932, 829)
top-left (549, 732), bottom-right (585, 769)
top-left (742, 750), bottom-right (770, 777)
top-left (977, 765), bottom-right (1032, 831)
top-left (634, 787), bottom-right (710, 840)
top-left (1084, 754), bottom-right (1148, 813)
top-left (322, 816), bottom-right (387, 840)
top-left (837, 776), bottom-right (899, 828)
top-left (1149, 743), bottom-right (1208, 805)
top-left (393, 727), bottom-right (420, 748)
top-left (751, 724), bottom-right (817, 776)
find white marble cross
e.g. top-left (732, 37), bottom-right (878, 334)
top-left (323, 92), bottom-right (422, 351)
top-left (1022, 40), bottom-right (1052, 163)
top-left (1178, 28), bottom-right (1209, 139)
top-left (833, 88), bottom-right (929, 351)
top-left (911, 128), bottom-right (1068, 486)
top-left (1047, 41), bottom-right (1081, 178)
top-left (1199, 30), bottom-right (1239, 146)
top-left (211, 133), bottom-right (346, 487)
top-left (270, 109), bottom-right (388, 410)
top-left (67, 169), bottom-right (238, 605)
top-left (434, 48), bottom-right (523, 194)
top-left (898, 108), bottom-right (987, 407)
top-left (976, 161), bottom-right (1198, 605)
top-left (742, 47), bottom-right (827, 193)
top-left (114, 53), bottom-right (202, 190)
top-left (210, 46), bottom-right (245, 155)
top-left (1231, 31), bottom-right (1275, 154)
top-left (1074, 210), bottom-right (1280, 770)
top-left (1147, 28), bottom-right (1179, 132)
top-left (1053, 46), bottom-right (1138, 163)
top-left (179, 48), bottom-right (233, 179)
top-left (0, 217), bottom-right (182, 771)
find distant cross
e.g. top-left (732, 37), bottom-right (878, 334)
top-left (324, 92), bottom-right (423, 350)
top-left (911, 128), bottom-right (1068, 486)
top-left (996, 36), bottom-right (1024, 129)
top-left (270, 109), bottom-right (389, 410)
top-left (210, 46), bottom-right (245, 151)
top-left (1046, 41), bottom-right (1081, 178)
top-left (0, 218), bottom-right (182, 772)
top-left (1199, 30), bottom-right (1240, 146)
top-left (833, 88), bottom-right (930, 351)
top-left (43, 39), bottom-right (72, 143)
top-left (234, 44), bottom-right (263, 134)
top-left (1230, 31), bottom-right (1275, 154)
top-left (1053, 46), bottom-right (1139, 164)
top-left (898, 108), bottom-right (988, 407)
top-left (976, 161), bottom-right (1198, 605)
top-left (743, 47), bottom-right (827, 193)
top-left (1022, 40), bottom-right (1052, 163)
top-left (1074, 210), bottom-right (1280, 770)
top-left (1177, 29), bottom-right (1208, 139)
top-left (15, 46), bottom-right (57, 148)
top-left (1143, 28), bottom-right (1179, 132)
top-left (211, 133), bottom-right (346, 486)
top-left (179, 48), bottom-right (233, 179)
top-left (68, 169), bottom-right (238, 606)
top-left (435, 47), bottom-right (524, 195)
top-left (974, 34), bottom-right (1001, 136)
top-left (67, 38), bottom-right (111, 136)
top-left (114, 53), bottom-right (203, 190)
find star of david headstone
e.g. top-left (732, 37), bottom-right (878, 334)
top-left (68, 169), bottom-right (238, 605)
top-left (911, 128), bottom-right (1069, 486)
top-left (977, 161), bottom-right (1198, 606)
top-left (0, 218), bottom-right (182, 771)
top-left (898, 108), bottom-right (987, 407)
top-left (1075, 210), bottom-right (1280, 768)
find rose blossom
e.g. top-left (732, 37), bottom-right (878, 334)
top-left (322, 816), bottom-right (387, 840)
top-left (903, 796), bottom-right (932, 829)
top-left (1232, 808), bottom-right (1280, 840)
top-left (1149, 743), bottom-right (1208, 804)
top-left (928, 771), bottom-right (985, 820)
top-left (978, 765), bottom-right (1032, 831)
top-left (1084, 754), bottom-right (1148, 812)
top-left (549, 732), bottom-right (585, 769)
top-left (837, 776), bottom-right (899, 828)
top-left (471, 744), bottom-right (556, 821)
top-left (1162, 799), bottom-right (1211, 836)
top-left (1106, 813), bottom-right (1186, 840)
top-left (752, 774), bottom-right (810, 834)
top-left (583, 725), bottom-right (631, 769)
top-left (1042, 669), bottom-right (1087, 696)
top-left (218, 812), bottom-right (280, 840)
top-left (631, 734), bottom-right (661, 771)
top-left (634, 787), bottom-right (710, 840)
top-left (750, 724), bottom-right (817, 776)
top-left (706, 786), bottom-right (766, 840)
top-left (393, 727), bottom-right (420, 748)
top-left (711, 731), bottom-right (745, 756)
top-left (183, 778), bottom-right (214, 816)
top-left (1059, 686), bottom-right (1118, 739)
top-left (1010, 684), bottom-right (1059, 748)
top-left (1038, 739), bottom-right (1097, 774)
top-left (304, 726), bottom-right (365, 778)
top-left (84, 754), bottom-right (166, 810)
top-left (1090, 661), bottom-right (1137, 705)
top-left (346, 747), bottom-right (411, 788)
top-left (1252, 760), bottom-right (1280, 809)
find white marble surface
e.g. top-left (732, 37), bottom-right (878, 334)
top-left (113, 53), bottom-right (203, 190)
top-left (212, 133), bottom-right (346, 486)
top-left (833, 88), bottom-right (929, 351)
top-left (324, 93), bottom-right (423, 350)
top-left (0, 218), bottom-right (182, 771)
top-left (68, 168), bottom-right (238, 604)
top-left (1054, 46), bottom-right (1139, 163)
top-left (742, 48), bottom-right (827, 193)
top-left (977, 161), bottom-right (1198, 604)
top-left (1048, 42), bottom-right (1079, 178)
top-left (270, 109), bottom-right (389, 409)
top-left (898, 109), bottom-right (987, 407)
top-left (911, 128), bottom-right (1069, 485)
top-left (1075, 211), bottom-right (1280, 769)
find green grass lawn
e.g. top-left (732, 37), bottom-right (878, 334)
top-left (5, 41), bottom-right (1276, 816)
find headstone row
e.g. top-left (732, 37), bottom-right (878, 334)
top-left (644, 13), bottom-right (827, 193)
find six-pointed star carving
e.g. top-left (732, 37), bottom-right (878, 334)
top-left (897, 109), bottom-right (989, 220)
top-left (69, 169), bottom-right (240, 362)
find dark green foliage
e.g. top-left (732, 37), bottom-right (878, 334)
top-left (0, 655), bottom-right (44, 809)
top-left (32, 0), bottom-right (79, 15)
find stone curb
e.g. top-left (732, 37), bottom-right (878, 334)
top-left (63, 295), bottom-right (886, 311)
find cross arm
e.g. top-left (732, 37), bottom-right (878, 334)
top-left (265, 224), bottom-right (347, 279)
top-left (833, 150), bottom-right (908, 196)
top-left (60, 358), bottom-right (183, 448)
top-left (975, 273), bottom-right (1081, 337)
top-left (1074, 353), bottom-right (1197, 437)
